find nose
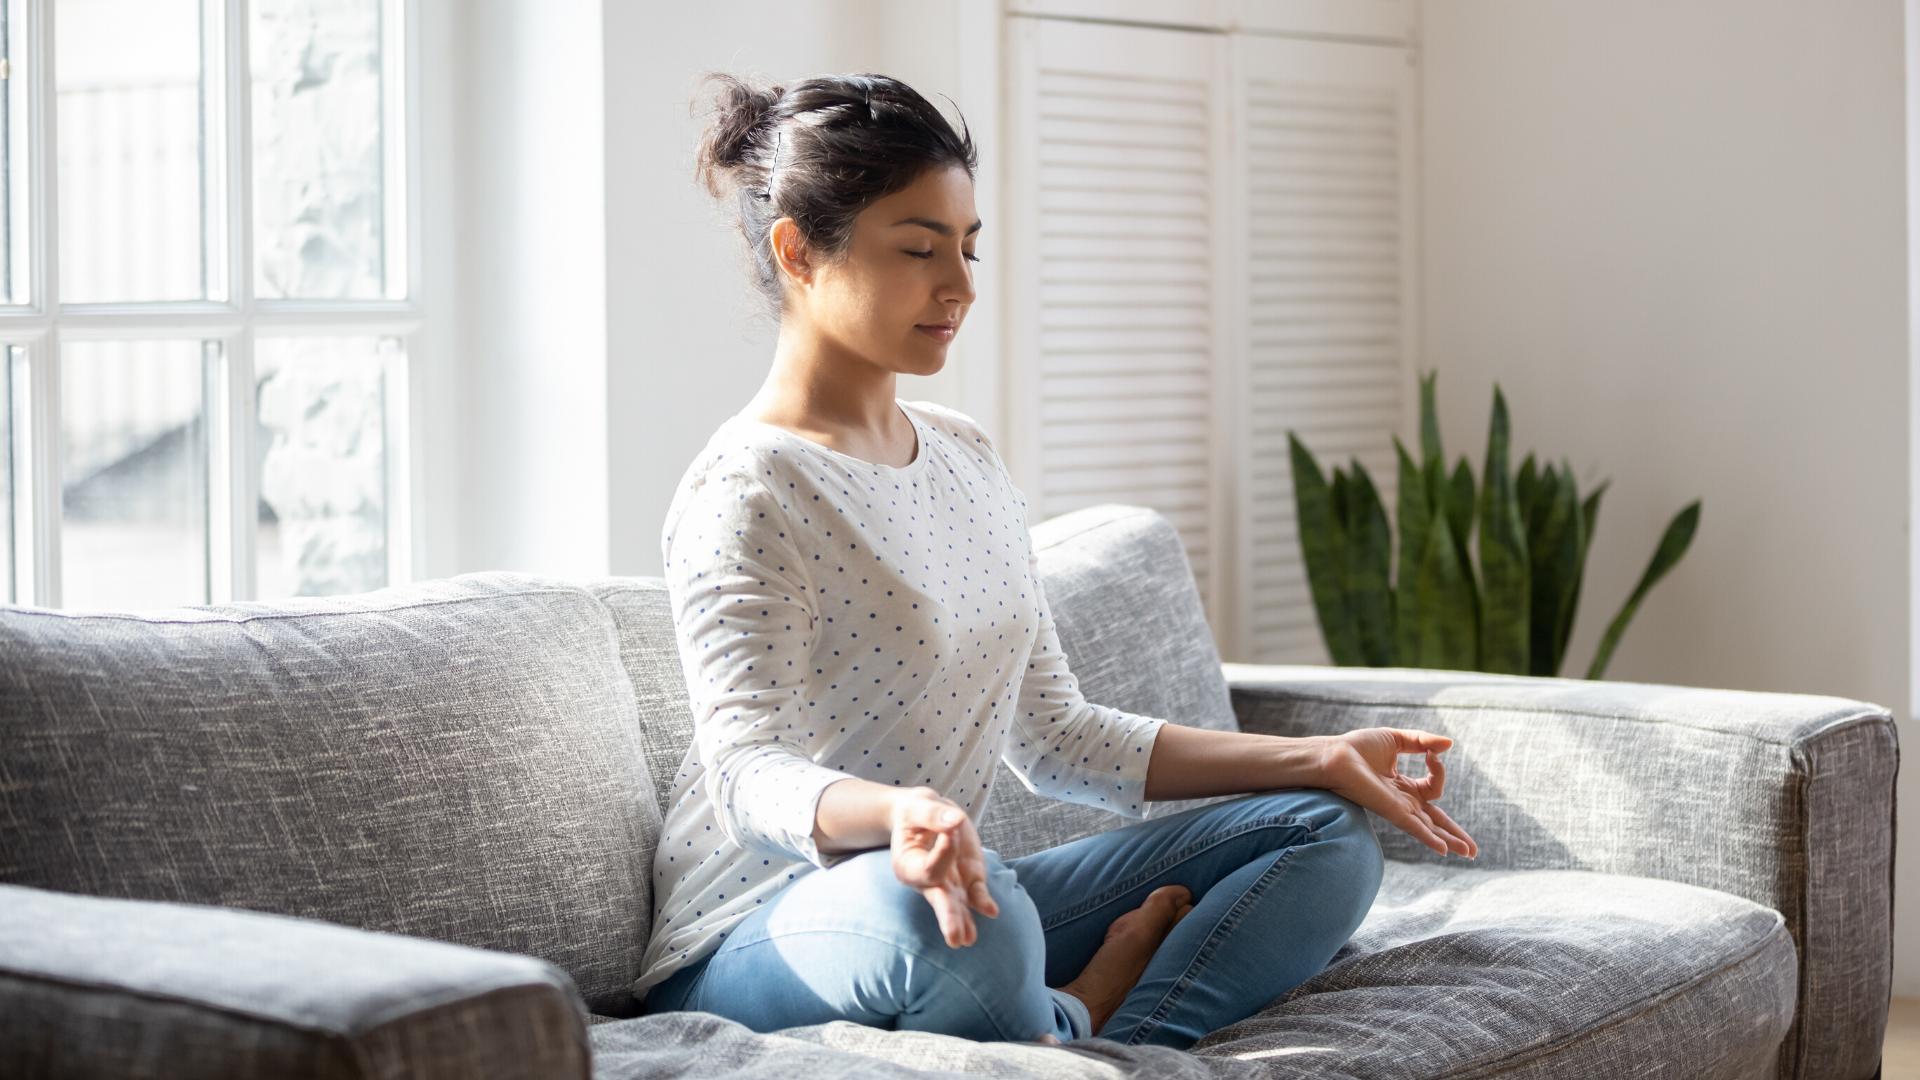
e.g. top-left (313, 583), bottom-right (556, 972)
top-left (938, 247), bottom-right (977, 309)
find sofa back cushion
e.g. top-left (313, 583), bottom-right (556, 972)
top-left (585, 580), bottom-right (692, 822)
top-left (0, 573), bottom-right (658, 1016)
top-left (975, 504), bottom-right (1240, 857)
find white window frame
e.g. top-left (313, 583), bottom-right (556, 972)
top-left (5, 0), bottom-right (420, 607)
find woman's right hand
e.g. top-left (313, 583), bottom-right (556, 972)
top-left (889, 787), bottom-right (999, 947)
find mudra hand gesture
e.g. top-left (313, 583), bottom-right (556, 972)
top-left (1317, 727), bottom-right (1478, 859)
top-left (889, 787), bottom-right (998, 948)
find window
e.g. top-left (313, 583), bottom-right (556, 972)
top-left (1, 0), bottom-right (414, 607)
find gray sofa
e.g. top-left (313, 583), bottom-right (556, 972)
top-left (0, 504), bottom-right (1894, 1080)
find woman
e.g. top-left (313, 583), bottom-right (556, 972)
top-left (639, 72), bottom-right (1477, 1049)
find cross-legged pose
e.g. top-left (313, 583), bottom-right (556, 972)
top-left (638, 72), bottom-right (1478, 1049)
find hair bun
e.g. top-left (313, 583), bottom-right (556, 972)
top-left (694, 73), bottom-right (783, 198)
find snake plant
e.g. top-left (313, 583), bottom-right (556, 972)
top-left (1289, 374), bottom-right (1700, 679)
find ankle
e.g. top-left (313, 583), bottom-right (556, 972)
top-left (1058, 980), bottom-right (1120, 1035)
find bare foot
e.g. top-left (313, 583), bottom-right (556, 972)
top-left (1057, 885), bottom-right (1195, 1036)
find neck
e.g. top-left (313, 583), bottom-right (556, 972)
top-left (741, 318), bottom-right (914, 466)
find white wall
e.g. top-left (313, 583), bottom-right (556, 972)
top-left (1418, 0), bottom-right (1913, 985)
top-left (444, 0), bottom-right (610, 579)
top-left (602, 0), bottom-right (996, 577)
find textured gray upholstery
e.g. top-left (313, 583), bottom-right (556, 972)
top-left (592, 1012), bottom-right (1256, 1079)
top-left (0, 574), bottom-right (660, 1016)
top-left (1225, 665), bottom-right (1894, 1080)
top-left (0, 883), bottom-right (589, 1080)
top-left (587, 579), bottom-right (695, 821)
top-left (976, 505), bottom-right (1240, 859)
top-left (586, 860), bottom-right (1798, 1080)
top-left (1192, 861), bottom-right (1797, 1079)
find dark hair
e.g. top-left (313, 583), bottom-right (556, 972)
top-left (695, 72), bottom-right (976, 314)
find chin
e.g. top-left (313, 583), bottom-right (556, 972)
top-left (899, 346), bottom-right (950, 378)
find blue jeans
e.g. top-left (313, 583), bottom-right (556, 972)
top-left (643, 790), bottom-right (1383, 1048)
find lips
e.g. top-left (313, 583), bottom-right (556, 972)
top-left (916, 323), bottom-right (957, 342)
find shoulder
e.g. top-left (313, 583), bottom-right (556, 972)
top-left (664, 419), bottom-right (806, 540)
top-left (901, 401), bottom-right (1006, 472)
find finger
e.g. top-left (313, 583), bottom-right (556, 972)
top-left (1398, 750), bottom-right (1446, 802)
top-left (921, 827), bottom-right (958, 882)
top-left (950, 823), bottom-right (1000, 919)
top-left (1388, 728), bottom-right (1453, 755)
top-left (1385, 795), bottom-right (1451, 855)
top-left (967, 876), bottom-right (999, 919)
top-left (924, 884), bottom-right (977, 947)
top-left (1423, 799), bottom-right (1478, 859)
top-left (902, 796), bottom-right (969, 835)
top-left (1423, 749), bottom-right (1447, 800)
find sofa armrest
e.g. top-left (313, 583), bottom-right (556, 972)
top-left (1224, 664), bottom-right (1895, 1080)
top-left (0, 884), bottom-right (590, 1080)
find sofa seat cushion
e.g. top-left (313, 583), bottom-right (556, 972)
top-left (587, 861), bottom-right (1792, 1080)
top-left (1192, 860), bottom-right (1798, 1079)
top-left (0, 573), bottom-right (660, 1016)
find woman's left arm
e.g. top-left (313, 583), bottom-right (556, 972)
top-left (1144, 724), bottom-right (1479, 859)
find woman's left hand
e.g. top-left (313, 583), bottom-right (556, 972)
top-left (1317, 728), bottom-right (1478, 859)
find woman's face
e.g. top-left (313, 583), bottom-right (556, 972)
top-left (781, 164), bottom-right (979, 377)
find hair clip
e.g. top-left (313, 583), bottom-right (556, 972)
top-left (761, 128), bottom-right (783, 202)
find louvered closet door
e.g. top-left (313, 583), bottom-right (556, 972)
top-left (1006, 18), bottom-right (1230, 615)
top-left (1235, 36), bottom-right (1416, 663)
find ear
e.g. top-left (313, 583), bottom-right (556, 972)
top-left (769, 218), bottom-right (814, 289)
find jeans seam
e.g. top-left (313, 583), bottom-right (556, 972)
top-left (1119, 841), bottom-right (1303, 1045)
top-left (698, 928), bottom-right (1037, 1042)
top-left (1037, 815), bottom-right (1318, 934)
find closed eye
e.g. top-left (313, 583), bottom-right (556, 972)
top-left (905, 250), bottom-right (934, 259)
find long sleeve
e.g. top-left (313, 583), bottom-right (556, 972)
top-left (664, 467), bottom-right (845, 868)
top-left (1002, 559), bottom-right (1165, 817)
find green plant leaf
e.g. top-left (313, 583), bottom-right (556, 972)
top-left (1580, 481), bottom-right (1608, 553)
top-left (1477, 386), bottom-right (1530, 674)
top-left (1446, 456), bottom-right (1480, 635)
top-left (1586, 501), bottom-right (1702, 680)
top-left (1516, 454), bottom-right (1539, 528)
top-left (1414, 510), bottom-right (1479, 670)
top-left (1446, 458), bottom-right (1475, 564)
top-left (1393, 438), bottom-right (1428, 666)
top-left (1563, 478), bottom-right (1608, 656)
top-left (1290, 432), bottom-right (1363, 665)
top-left (1419, 371), bottom-right (1442, 468)
top-left (1526, 464), bottom-right (1583, 676)
top-left (1345, 459), bottom-right (1395, 666)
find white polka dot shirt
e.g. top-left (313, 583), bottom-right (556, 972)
top-left (633, 401), bottom-right (1165, 992)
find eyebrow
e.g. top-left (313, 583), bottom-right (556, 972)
top-left (892, 216), bottom-right (984, 237)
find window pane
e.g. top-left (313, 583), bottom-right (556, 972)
top-left (1, 346), bottom-right (13, 600)
top-left (0, 0), bottom-right (30, 305)
top-left (256, 337), bottom-right (389, 598)
top-left (61, 340), bottom-right (208, 608)
top-left (57, 0), bottom-right (216, 303)
top-left (251, 0), bottom-right (387, 300)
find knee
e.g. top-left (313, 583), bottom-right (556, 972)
top-left (816, 849), bottom-right (1046, 963)
top-left (1240, 790), bottom-right (1383, 893)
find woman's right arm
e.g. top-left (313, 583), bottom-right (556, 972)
top-left (667, 470), bottom-right (846, 867)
